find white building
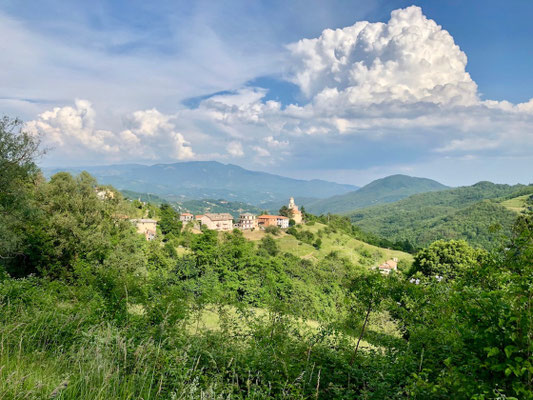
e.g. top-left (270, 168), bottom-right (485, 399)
top-left (180, 212), bottom-right (194, 223)
top-left (238, 213), bottom-right (258, 230)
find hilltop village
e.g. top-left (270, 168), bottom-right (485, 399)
top-left (131, 197), bottom-right (303, 239)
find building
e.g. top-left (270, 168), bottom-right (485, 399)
top-left (95, 188), bottom-right (115, 200)
top-left (238, 213), bottom-right (258, 230)
top-left (130, 218), bottom-right (157, 240)
top-left (257, 215), bottom-right (289, 229)
top-left (198, 213), bottom-right (234, 231)
top-left (180, 212), bottom-right (193, 223)
top-left (288, 197), bottom-right (303, 224)
top-left (378, 258), bottom-right (398, 275)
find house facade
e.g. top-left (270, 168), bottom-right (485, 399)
top-left (198, 213), bottom-right (234, 231)
top-left (238, 213), bottom-right (258, 230)
top-left (257, 215), bottom-right (289, 229)
top-left (180, 212), bottom-right (193, 223)
top-left (130, 218), bottom-right (157, 240)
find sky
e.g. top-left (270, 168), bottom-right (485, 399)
top-left (1, 0), bottom-right (532, 187)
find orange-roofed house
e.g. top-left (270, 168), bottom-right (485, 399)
top-left (180, 212), bottom-right (194, 223)
top-left (257, 215), bottom-right (289, 229)
top-left (378, 258), bottom-right (399, 275)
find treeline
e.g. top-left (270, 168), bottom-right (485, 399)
top-left (1, 117), bottom-right (532, 399)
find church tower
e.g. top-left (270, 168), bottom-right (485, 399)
top-left (288, 197), bottom-right (303, 224)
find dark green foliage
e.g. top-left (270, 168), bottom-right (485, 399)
top-left (264, 225), bottom-right (281, 235)
top-left (410, 239), bottom-right (487, 280)
top-left (0, 117), bottom-right (42, 274)
top-left (159, 203), bottom-right (182, 236)
top-left (258, 235), bottom-right (280, 257)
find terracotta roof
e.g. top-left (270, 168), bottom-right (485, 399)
top-left (379, 260), bottom-right (398, 270)
top-left (258, 215), bottom-right (289, 219)
top-left (181, 213), bottom-right (193, 216)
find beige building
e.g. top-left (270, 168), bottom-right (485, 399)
top-left (180, 212), bottom-right (194, 223)
top-left (238, 213), bottom-right (258, 230)
top-left (198, 213), bottom-right (234, 231)
top-left (130, 218), bottom-right (157, 240)
top-left (288, 197), bottom-right (303, 224)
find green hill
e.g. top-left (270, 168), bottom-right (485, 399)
top-left (306, 174), bottom-right (448, 215)
top-left (349, 182), bottom-right (533, 250)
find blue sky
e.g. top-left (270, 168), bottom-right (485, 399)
top-left (1, 0), bottom-right (532, 186)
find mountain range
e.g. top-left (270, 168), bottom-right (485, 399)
top-left (44, 161), bottom-right (358, 206)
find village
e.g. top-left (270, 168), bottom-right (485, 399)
top-left (130, 197), bottom-right (303, 239)
top-left (127, 195), bottom-right (398, 275)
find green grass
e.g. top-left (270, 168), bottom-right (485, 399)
top-left (275, 223), bottom-right (412, 267)
top-left (501, 194), bottom-right (530, 213)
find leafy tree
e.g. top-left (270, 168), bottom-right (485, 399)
top-left (258, 235), bottom-right (279, 257)
top-left (409, 239), bottom-right (487, 280)
top-left (0, 116), bottom-right (43, 274)
top-left (159, 203), bottom-right (181, 236)
top-left (264, 225), bottom-right (281, 235)
top-left (279, 205), bottom-right (293, 218)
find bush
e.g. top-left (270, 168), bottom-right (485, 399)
top-left (264, 225), bottom-right (281, 235)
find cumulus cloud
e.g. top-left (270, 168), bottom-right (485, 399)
top-left (27, 100), bottom-right (195, 163)
top-left (287, 6), bottom-right (478, 107)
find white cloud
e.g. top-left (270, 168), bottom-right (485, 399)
top-left (287, 6), bottom-right (478, 107)
top-left (226, 141), bottom-right (244, 157)
top-left (252, 146), bottom-right (271, 157)
top-left (265, 135), bottom-right (289, 148)
top-left (27, 100), bottom-right (195, 163)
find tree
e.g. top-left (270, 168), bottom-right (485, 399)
top-left (0, 116), bottom-right (43, 275)
top-left (279, 205), bottom-right (293, 218)
top-left (258, 235), bottom-right (279, 257)
top-left (409, 239), bottom-right (486, 281)
top-left (159, 204), bottom-right (181, 236)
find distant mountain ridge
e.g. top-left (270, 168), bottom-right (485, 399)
top-left (305, 174), bottom-right (448, 215)
top-left (43, 161), bottom-right (358, 206)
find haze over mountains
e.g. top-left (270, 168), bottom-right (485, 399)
top-left (44, 161), bottom-right (358, 206)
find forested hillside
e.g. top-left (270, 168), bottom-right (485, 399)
top-left (306, 174), bottom-right (448, 215)
top-left (349, 181), bottom-right (533, 250)
top-left (2, 118), bottom-right (532, 399)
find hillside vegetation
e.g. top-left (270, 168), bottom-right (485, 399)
top-left (2, 118), bottom-right (532, 399)
top-left (349, 181), bottom-right (533, 250)
top-left (306, 174), bottom-right (447, 215)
